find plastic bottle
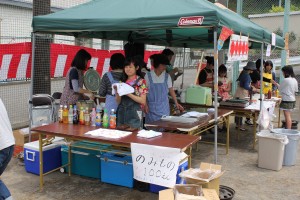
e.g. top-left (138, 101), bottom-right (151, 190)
top-left (84, 107), bottom-right (90, 126)
top-left (62, 105), bottom-right (68, 124)
top-left (95, 105), bottom-right (102, 127)
top-left (102, 109), bottom-right (109, 128)
top-left (79, 107), bottom-right (84, 125)
top-left (109, 109), bottom-right (116, 129)
top-left (90, 108), bottom-right (96, 126)
top-left (68, 105), bottom-right (73, 124)
top-left (276, 89), bottom-right (279, 98)
top-left (58, 105), bottom-right (63, 123)
top-left (267, 89), bottom-right (272, 99)
top-left (73, 105), bottom-right (79, 124)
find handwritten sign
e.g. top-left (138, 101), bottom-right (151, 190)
top-left (227, 34), bottom-right (249, 61)
top-left (131, 143), bottom-right (181, 188)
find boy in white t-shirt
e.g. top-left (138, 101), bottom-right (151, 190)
top-left (0, 98), bottom-right (15, 200)
top-left (273, 65), bottom-right (298, 129)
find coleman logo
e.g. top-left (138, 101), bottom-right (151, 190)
top-left (178, 16), bottom-right (204, 26)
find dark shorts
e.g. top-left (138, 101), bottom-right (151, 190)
top-left (280, 101), bottom-right (296, 110)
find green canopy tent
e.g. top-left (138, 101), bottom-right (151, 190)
top-left (32, 0), bottom-right (285, 163)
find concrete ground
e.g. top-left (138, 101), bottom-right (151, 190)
top-left (3, 97), bottom-right (300, 199)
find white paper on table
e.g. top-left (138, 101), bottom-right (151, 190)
top-left (112, 83), bottom-right (134, 96)
top-left (266, 44), bottom-right (271, 57)
top-left (272, 33), bottom-right (276, 46)
top-left (137, 129), bottom-right (162, 139)
top-left (131, 143), bottom-right (181, 188)
top-left (85, 128), bottom-right (132, 139)
top-left (181, 111), bottom-right (208, 118)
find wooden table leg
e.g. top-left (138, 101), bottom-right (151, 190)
top-left (226, 115), bottom-right (230, 154)
top-left (187, 147), bottom-right (192, 168)
top-left (39, 133), bottom-right (44, 191)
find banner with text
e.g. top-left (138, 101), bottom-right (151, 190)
top-left (131, 143), bottom-right (181, 188)
top-left (227, 34), bottom-right (249, 61)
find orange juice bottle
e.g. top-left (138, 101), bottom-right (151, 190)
top-left (62, 105), bottom-right (68, 124)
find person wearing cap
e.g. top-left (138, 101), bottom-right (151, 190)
top-left (234, 61), bottom-right (259, 130)
top-left (161, 49), bottom-right (183, 84)
top-left (198, 56), bottom-right (214, 88)
top-left (144, 54), bottom-right (184, 124)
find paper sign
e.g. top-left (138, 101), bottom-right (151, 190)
top-left (266, 44), bottom-right (271, 57)
top-left (101, 58), bottom-right (110, 77)
top-left (272, 33), bottom-right (276, 46)
top-left (227, 34), bottom-right (249, 61)
top-left (131, 143), bottom-right (181, 188)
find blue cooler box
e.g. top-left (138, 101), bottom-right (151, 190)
top-left (61, 141), bottom-right (111, 179)
top-left (149, 159), bottom-right (188, 193)
top-left (24, 140), bottom-right (61, 175)
top-left (100, 151), bottom-right (133, 188)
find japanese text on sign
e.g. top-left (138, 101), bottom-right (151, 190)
top-left (131, 143), bottom-right (181, 188)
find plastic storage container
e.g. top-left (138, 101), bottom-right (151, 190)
top-left (61, 141), bottom-right (111, 179)
top-left (24, 140), bottom-right (61, 175)
top-left (100, 151), bottom-right (133, 188)
top-left (257, 131), bottom-right (288, 171)
top-left (186, 85), bottom-right (211, 105)
top-left (149, 158), bottom-right (188, 193)
top-left (272, 128), bottom-right (300, 166)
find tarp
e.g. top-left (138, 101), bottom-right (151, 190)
top-left (32, 0), bottom-right (284, 49)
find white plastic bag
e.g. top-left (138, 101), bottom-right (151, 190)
top-left (257, 105), bottom-right (270, 130)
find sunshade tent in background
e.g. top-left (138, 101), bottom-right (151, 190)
top-left (32, 0), bottom-right (285, 163)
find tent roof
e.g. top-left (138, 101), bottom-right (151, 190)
top-left (32, 0), bottom-right (284, 49)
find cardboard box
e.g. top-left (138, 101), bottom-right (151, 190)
top-left (159, 188), bottom-right (219, 200)
top-left (13, 128), bottom-right (40, 146)
top-left (181, 162), bottom-right (224, 195)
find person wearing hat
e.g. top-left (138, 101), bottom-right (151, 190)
top-left (144, 54), bottom-right (184, 124)
top-left (234, 61), bottom-right (259, 130)
top-left (198, 56), bottom-right (214, 88)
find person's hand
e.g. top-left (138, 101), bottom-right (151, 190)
top-left (144, 103), bottom-right (149, 114)
top-left (176, 102), bottom-right (184, 112)
top-left (89, 93), bottom-right (95, 100)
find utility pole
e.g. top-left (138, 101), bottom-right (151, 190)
top-left (280, 0), bottom-right (290, 83)
top-left (232, 0), bottom-right (243, 94)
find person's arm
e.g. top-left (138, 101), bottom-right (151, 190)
top-left (198, 70), bottom-right (207, 84)
top-left (224, 80), bottom-right (232, 92)
top-left (169, 88), bottom-right (184, 111)
top-left (114, 85), bottom-right (121, 104)
top-left (240, 74), bottom-right (258, 92)
top-left (127, 93), bottom-right (146, 105)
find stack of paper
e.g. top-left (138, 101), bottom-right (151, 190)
top-left (181, 111), bottom-right (209, 118)
top-left (137, 129), bottom-right (162, 139)
top-left (85, 128), bottom-right (132, 139)
top-left (112, 83), bottom-right (134, 96)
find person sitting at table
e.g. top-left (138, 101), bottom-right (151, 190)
top-left (262, 60), bottom-right (277, 94)
top-left (99, 53), bottom-right (125, 118)
top-left (234, 61), bottom-right (259, 131)
top-left (115, 56), bottom-right (148, 129)
top-left (273, 65), bottom-right (298, 129)
top-left (218, 64), bottom-right (232, 101)
top-left (144, 54), bottom-right (184, 124)
top-left (60, 49), bottom-right (94, 106)
top-left (198, 56), bottom-right (214, 89)
top-left (161, 49), bottom-right (182, 84)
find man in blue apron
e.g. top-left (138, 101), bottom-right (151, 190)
top-left (144, 54), bottom-right (184, 124)
top-left (99, 53), bottom-right (125, 118)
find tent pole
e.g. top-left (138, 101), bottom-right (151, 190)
top-left (259, 43), bottom-right (264, 131)
top-left (213, 27), bottom-right (219, 164)
top-left (29, 32), bottom-right (36, 142)
top-left (181, 47), bottom-right (186, 89)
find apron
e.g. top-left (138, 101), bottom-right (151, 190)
top-left (219, 77), bottom-right (230, 100)
top-left (105, 72), bottom-right (119, 118)
top-left (145, 72), bottom-right (170, 123)
top-left (204, 68), bottom-right (213, 83)
top-left (117, 78), bottom-right (142, 129)
top-left (60, 67), bottom-right (84, 106)
top-left (262, 72), bottom-right (272, 94)
top-left (234, 82), bottom-right (249, 99)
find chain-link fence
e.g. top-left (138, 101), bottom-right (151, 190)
top-left (1, 0), bottom-right (300, 129)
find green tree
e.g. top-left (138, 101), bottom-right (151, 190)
top-left (269, 5), bottom-right (300, 13)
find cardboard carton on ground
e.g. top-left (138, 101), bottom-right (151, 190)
top-left (159, 188), bottom-right (219, 200)
top-left (13, 127), bottom-right (40, 146)
top-left (180, 162), bottom-right (224, 195)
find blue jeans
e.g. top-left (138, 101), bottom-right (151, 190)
top-left (0, 145), bottom-right (14, 200)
